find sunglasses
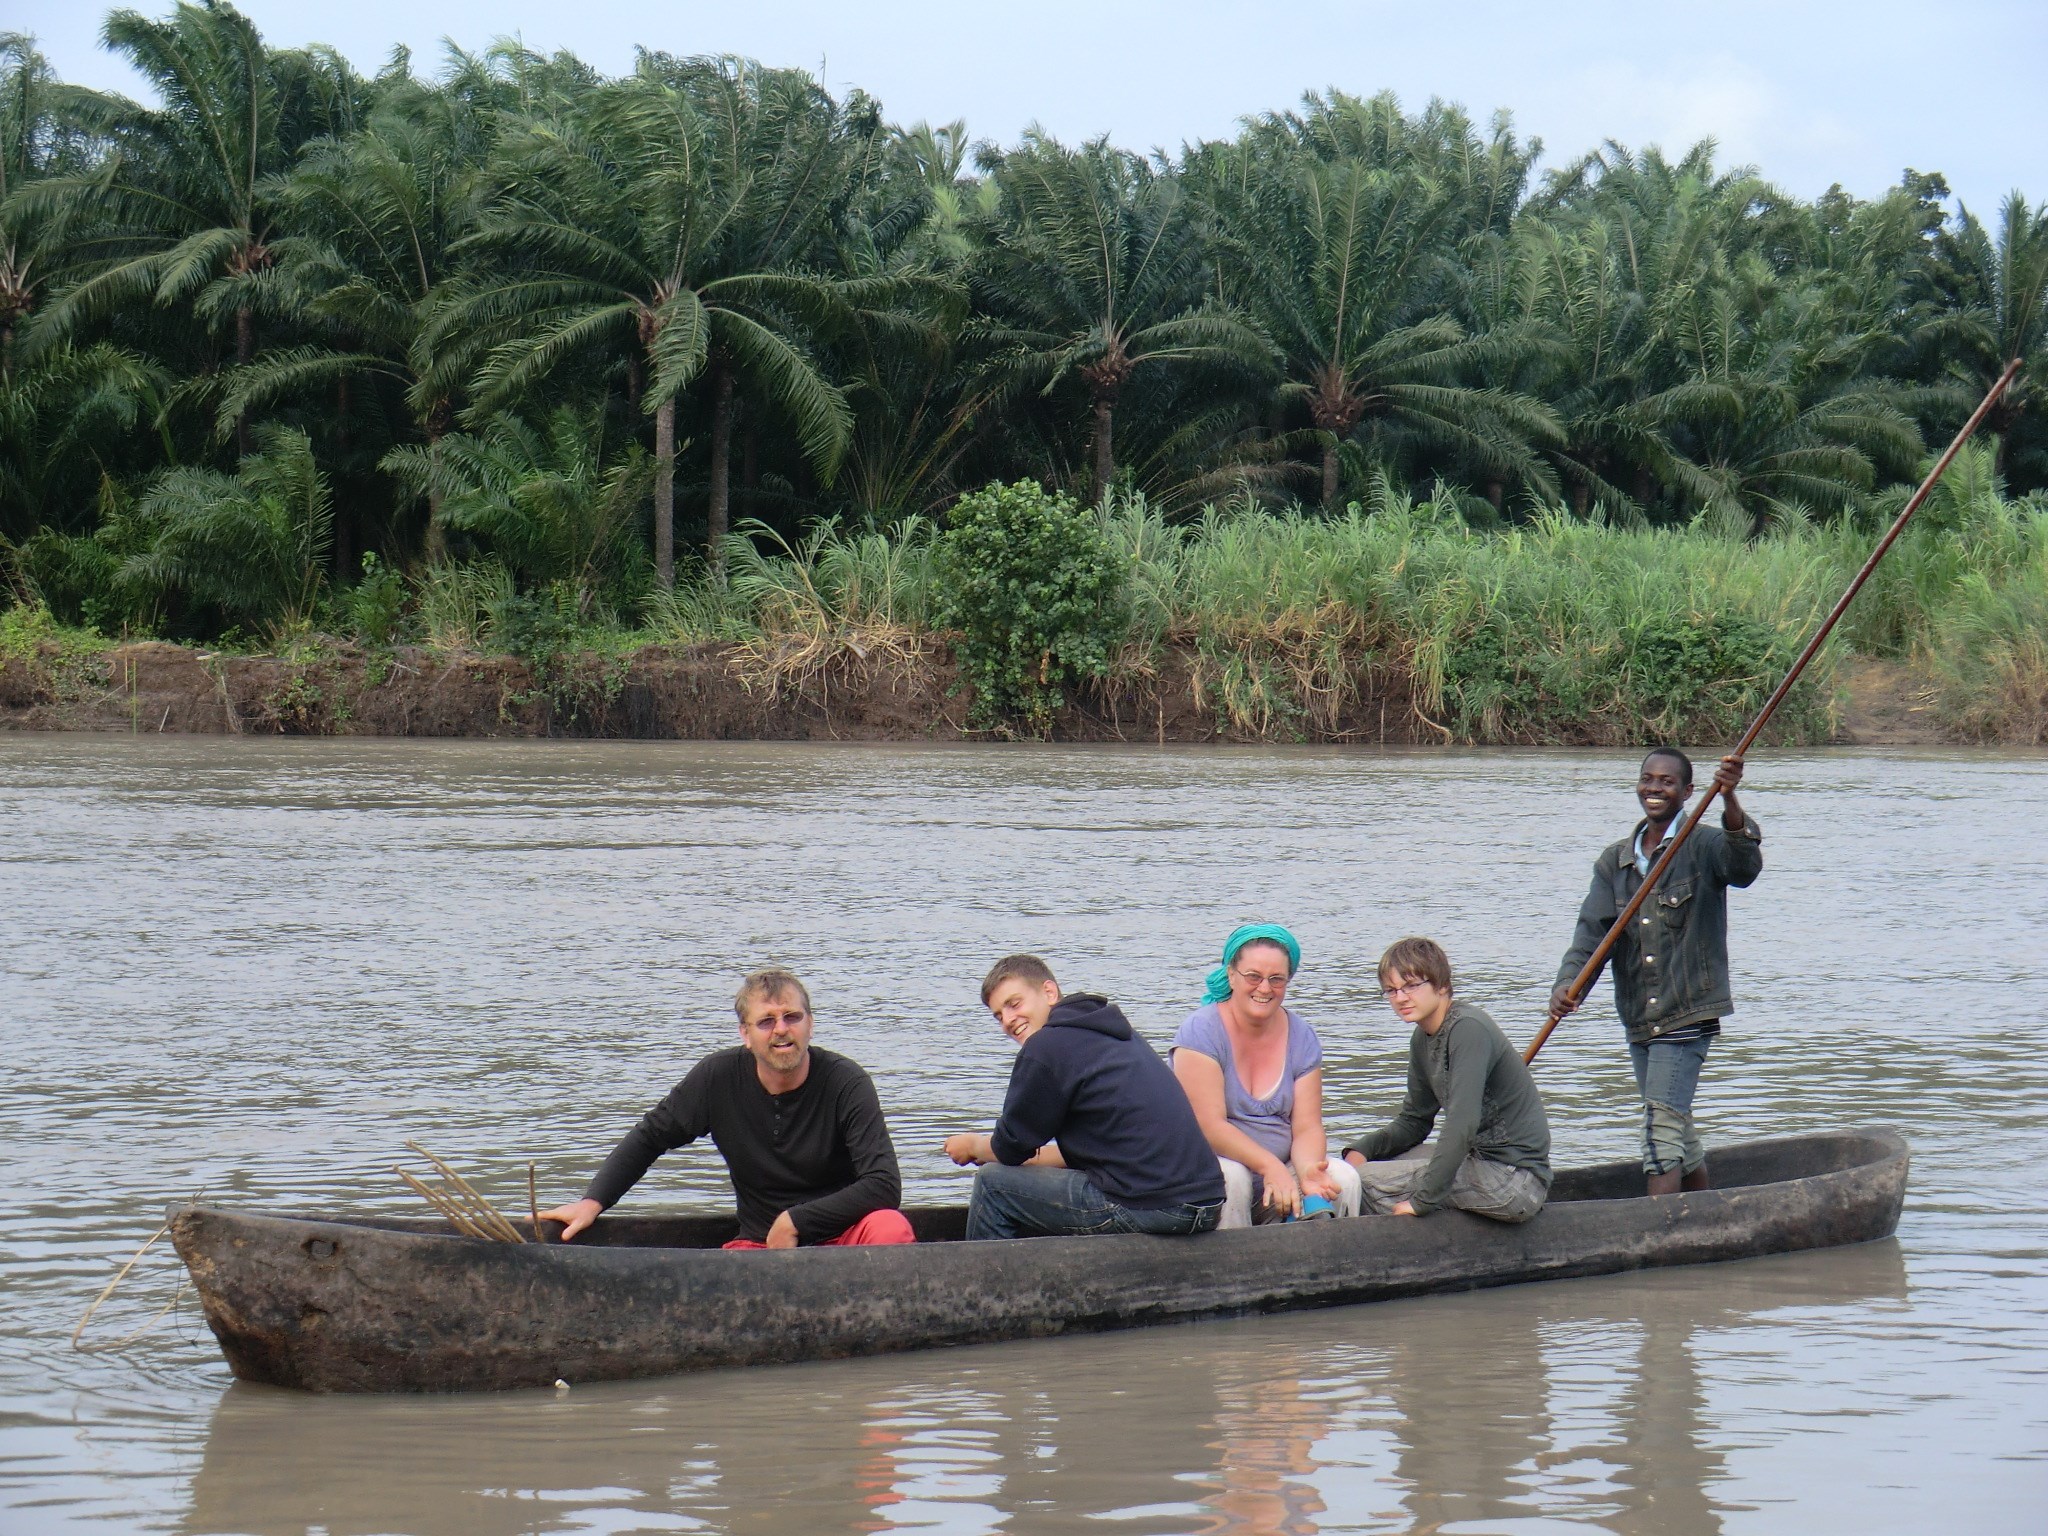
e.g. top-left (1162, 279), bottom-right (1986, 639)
top-left (1232, 965), bottom-right (1292, 990)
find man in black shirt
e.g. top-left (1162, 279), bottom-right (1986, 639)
top-left (540, 968), bottom-right (913, 1248)
top-left (943, 955), bottom-right (1225, 1240)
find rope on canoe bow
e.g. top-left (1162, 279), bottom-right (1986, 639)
top-left (72, 1223), bottom-right (188, 1353)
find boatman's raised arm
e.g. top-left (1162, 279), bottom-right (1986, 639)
top-left (540, 968), bottom-right (913, 1250)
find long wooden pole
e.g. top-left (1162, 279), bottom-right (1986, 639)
top-left (1525, 356), bottom-right (2024, 1066)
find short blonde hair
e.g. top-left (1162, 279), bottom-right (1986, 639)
top-left (734, 967), bottom-right (813, 1022)
top-left (980, 954), bottom-right (1059, 1006)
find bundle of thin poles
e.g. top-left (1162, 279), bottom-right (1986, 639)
top-left (395, 1140), bottom-right (529, 1243)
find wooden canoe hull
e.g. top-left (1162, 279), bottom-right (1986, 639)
top-left (169, 1127), bottom-right (1908, 1393)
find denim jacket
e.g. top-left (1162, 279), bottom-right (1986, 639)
top-left (1555, 816), bottom-right (1763, 1044)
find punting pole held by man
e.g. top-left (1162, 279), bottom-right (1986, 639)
top-left (1524, 355), bottom-right (2026, 1067)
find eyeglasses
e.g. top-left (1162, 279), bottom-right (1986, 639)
top-left (1381, 979), bottom-right (1435, 999)
top-left (1232, 965), bottom-right (1292, 991)
top-left (748, 1010), bottom-right (808, 1029)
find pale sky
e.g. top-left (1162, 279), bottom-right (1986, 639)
top-left (16, 0), bottom-right (2045, 216)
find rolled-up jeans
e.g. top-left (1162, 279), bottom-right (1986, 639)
top-left (966, 1163), bottom-right (1223, 1240)
top-left (1630, 1030), bottom-right (1715, 1175)
top-left (1353, 1154), bottom-right (1549, 1223)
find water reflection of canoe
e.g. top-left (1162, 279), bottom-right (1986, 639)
top-left (168, 1126), bottom-right (1907, 1394)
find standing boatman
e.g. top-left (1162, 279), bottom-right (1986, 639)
top-left (1549, 747), bottom-right (1762, 1196)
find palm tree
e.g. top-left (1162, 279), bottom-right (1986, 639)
top-left (973, 132), bottom-right (1268, 504)
top-left (22, 1), bottom-right (366, 453)
top-left (0, 341), bottom-right (170, 541)
top-left (1468, 217), bottom-right (1714, 516)
top-left (381, 406), bottom-right (649, 602)
top-left (1647, 276), bottom-right (1921, 524)
top-left (1195, 126), bottom-right (1559, 507)
top-left (219, 94), bottom-right (487, 559)
top-left (1922, 193), bottom-right (2048, 488)
top-left (429, 60), bottom-right (871, 583)
top-left (0, 33), bottom-right (104, 383)
top-left (123, 423), bottom-right (332, 630)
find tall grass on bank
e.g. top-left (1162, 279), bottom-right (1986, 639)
top-left (661, 488), bottom-right (1846, 743)
top-left (650, 453), bottom-right (2045, 744)
top-left (11, 448), bottom-right (2045, 743)
top-left (1826, 443), bottom-right (2048, 742)
top-left (1102, 491), bottom-right (1845, 743)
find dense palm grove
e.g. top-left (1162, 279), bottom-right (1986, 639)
top-left (1, 2), bottom-right (2045, 655)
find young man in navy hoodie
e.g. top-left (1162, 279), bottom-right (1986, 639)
top-left (943, 955), bottom-right (1226, 1240)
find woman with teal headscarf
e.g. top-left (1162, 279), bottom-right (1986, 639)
top-left (1171, 924), bottom-right (1361, 1226)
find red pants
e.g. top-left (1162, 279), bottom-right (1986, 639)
top-left (721, 1208), bottom-right (916, 1249)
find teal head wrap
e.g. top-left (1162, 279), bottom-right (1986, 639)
top-left (1202, 923), bottom-right (1302, 1005)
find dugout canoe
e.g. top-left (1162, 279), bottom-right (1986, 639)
top-left (168, 1126), bottom-right (1908, 1393)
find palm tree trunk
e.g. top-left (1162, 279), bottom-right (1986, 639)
top-left (1090, 394), bottom-right (1114, 504)
top-left (1322, 442), bottom-right (1340, 508)
top-left (333, 372), bottom-right (353, 583)
top-left (707, 367), bottom-right (736, 576)
top-left (234, 306), bottom-right (253, 457)
top-left (654, 395), bottom-right (676, 590)
top-left (425, 432), bottom-right (447, 564)
top-left (741, 418), bottom-right (758, 522)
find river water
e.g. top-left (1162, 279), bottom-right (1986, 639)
top-left (2, 737), bottom-right (2044, 1534)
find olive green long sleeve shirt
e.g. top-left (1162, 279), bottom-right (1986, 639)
top-left (1347, 1002), bottom-right (1551, 1215)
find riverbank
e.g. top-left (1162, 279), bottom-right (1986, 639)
top-left (0, 630), bottom-right (1982, 745)
top-left (9, 480), bottom-right (2045, 747)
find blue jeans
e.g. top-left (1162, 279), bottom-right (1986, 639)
top-left (966, 1164), bottom-right (1223, 1241)
top-left (1629, 1031), bottom-right (1715, 1175)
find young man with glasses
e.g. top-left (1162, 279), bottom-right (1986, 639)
top-left (1548, 747), bottom-right (1760, 1197)
top-left (540, 968), bottom-right (914, 1249)
top-left (1341, 937), bottom-right (1552, 1223)
top-left (943, 954), bottom-right (1226, 1240)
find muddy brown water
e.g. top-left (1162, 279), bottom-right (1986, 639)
top-left (2, 737), bottom-right (2044, 1534)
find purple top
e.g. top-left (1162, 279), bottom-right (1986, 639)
top-left (1170, 1004), bottom-right (1324, 1164)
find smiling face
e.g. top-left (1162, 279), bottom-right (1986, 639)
top-left (739, 987), bottom-right (814, 1082)
top-left (987, 975), bottom-right (1060, 1044)
top-left (1226, 940), bottom-right (1293, 1026)
top-left (1636, 752), bottom-right (1694, 827)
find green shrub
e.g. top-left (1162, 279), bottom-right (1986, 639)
top-left (124, 427), bottom-right (333, 637)
top-left (343, 552), bottom-right (409, 647)
top-left (1614, 611), bottom-right (1792, 743)
top-left (933, 481), bottom-right (1130, 734)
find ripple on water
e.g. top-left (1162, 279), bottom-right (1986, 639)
top-left (2, 738), bottom-right (2045, 1534)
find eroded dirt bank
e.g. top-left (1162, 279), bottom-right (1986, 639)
top-left (0, 639), bottom-right (1436, 744)
top-left (0, 638), bottom-right (1957, 745)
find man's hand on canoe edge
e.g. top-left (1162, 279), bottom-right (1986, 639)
top-left (538, 1197), bottom-right (603, 1241)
